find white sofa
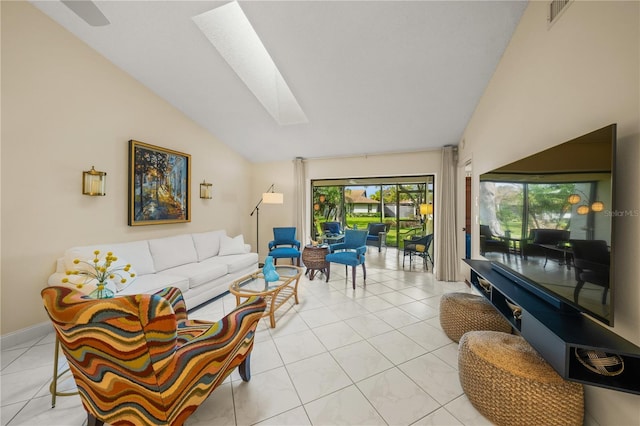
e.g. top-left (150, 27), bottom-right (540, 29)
top-left (47, 230), bottom-right (259, 310)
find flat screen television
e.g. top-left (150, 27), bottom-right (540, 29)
top-left (479, 124), bottom-right (616, 325)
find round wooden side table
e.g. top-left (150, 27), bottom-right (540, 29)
top-left (302, 245), bottom-right (329, 280)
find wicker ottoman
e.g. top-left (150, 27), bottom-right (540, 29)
top-left (459, 331), bottom-right (584, 426)
top-left (439, 292), bottom-right (511, 342)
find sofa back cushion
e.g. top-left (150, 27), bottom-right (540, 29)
top-left (149, 235), bottom-right (198, 272)
top-left (192, 230), bottom-right (226, 261)
top-left (64, 240), bottom-right (155, 276)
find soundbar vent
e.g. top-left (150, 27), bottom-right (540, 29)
top-left (548, 0), bottom-right (572, 25)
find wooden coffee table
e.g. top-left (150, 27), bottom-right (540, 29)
top-left (229, 265), bottom-right (302, 328)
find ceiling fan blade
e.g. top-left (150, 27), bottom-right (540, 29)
top-left (61, 1), bottom-right (110, 26)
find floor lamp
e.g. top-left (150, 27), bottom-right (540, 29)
top-left (420, 203), bottom-right (433, 234)
top-left (249, 184), bottom-right (284, 257)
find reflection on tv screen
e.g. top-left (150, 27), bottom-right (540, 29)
top-left (479, 124), bottom-right (615, 325)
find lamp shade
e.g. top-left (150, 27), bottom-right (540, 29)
top-left (576, 205), bottom-right (590, 215)
top-left (420, 203), bottom-right (433, 215)
top-left (567, 194), bottom-right (581, 205)
top-left (591, 201), bottom-right (605, 212)
top-left (262, 192), bottom-right (283, 204)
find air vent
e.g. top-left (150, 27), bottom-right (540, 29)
top-left (548, 0), bottom-right (572, 25)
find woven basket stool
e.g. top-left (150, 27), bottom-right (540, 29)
top-left (459, 331), bottom-right (584, 426)
top-left (439, 292), bottom-right (511, 342)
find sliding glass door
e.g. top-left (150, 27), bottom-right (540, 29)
top-left (312, 176), bottom-right (434, 248)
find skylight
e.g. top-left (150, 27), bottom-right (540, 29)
top-left (193, 1), bottom-right (308, 126)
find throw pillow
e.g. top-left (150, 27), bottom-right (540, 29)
top-left (219, 235), bottom-right (245, 256)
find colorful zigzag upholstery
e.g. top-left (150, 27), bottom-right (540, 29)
top-left (41, 286), bottom-right (266, 426)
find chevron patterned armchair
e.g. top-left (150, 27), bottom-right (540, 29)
top-left (41, 286), bottom-right (266, 426)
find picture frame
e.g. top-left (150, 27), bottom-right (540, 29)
top-left (128, 140), bottom-right (191, 226)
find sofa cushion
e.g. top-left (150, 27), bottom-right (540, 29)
top-left (117, 274), bottom-right (190, 296)
top-left (149, 235), bottom-right (198, 272)
top-left (64, 240), bottom-right (155, 276)
top-left (192, 230), bottom-right (226, 261)
top-left (219, 235), bottom-right (246, 256)
top-left (160, 262), bottom-right (228, 289)
top-left (203, 252), bottom-right (259, 274)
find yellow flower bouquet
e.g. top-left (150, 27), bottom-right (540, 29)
top-left (62, 250), bottom-right (136, 298)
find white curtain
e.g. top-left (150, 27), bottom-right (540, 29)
top-left (293, 157), bottom-right (307, 245)
top-left (435, 146), bottom-right (459, 281)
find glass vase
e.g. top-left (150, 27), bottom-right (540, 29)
top-left (88, 283), bottom-right (114, 299)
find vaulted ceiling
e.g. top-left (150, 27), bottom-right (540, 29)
top-left (31, 1), bottom-right (528, 162)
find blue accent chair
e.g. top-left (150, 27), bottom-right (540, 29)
top-left (321, 221), bottom-right (345, 244)
top-left (366, 223), bottom-right (388, 252)
top-left (268, 227), bottom-right (301, 266)
top-left (322, 221), bottom-right (342, 236)
top-left (325, 229), bottom-right (368, 289)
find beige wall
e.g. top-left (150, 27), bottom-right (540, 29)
top-left (1, 2), bottom-right (253, 334)
top-left (459, 1), bottom-right (640, 423)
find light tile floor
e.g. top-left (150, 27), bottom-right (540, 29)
top-left (2, 249), bottom-right (490, 426)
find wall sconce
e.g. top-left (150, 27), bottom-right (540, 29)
top-left (200, 180), bottom-right (212, 199)
top-left (82, 166), bottom-right (106, 196)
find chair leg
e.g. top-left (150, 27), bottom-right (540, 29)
top-left (326, 263), bottom-right (331, 282)
top-left (351, 266), bottom-right (356, 289)
top-left (51, 337), bottom-right (60, 408)
top-left (362, 263), bottom-right (366, 281)
top-left (87, 413), bottom-right (104, 426)
top-left (238, 353), bottom-right (252, 382)
top-left (50, 335), bottom-right (79, 408)
top-left (573, 280), bottom-right (585, 302)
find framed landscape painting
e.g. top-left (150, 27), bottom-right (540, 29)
top-left (128, 140), bottom-right (191, 226)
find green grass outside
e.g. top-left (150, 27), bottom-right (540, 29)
top-left (316, 216), bottom-right (424, 248)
